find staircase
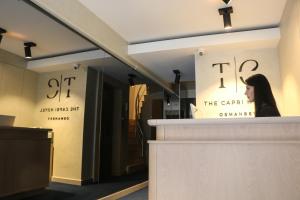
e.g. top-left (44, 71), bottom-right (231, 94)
top-left (126, 84), bottom-right (147, 174)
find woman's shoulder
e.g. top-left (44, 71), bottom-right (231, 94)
top-left (257, 103), bottom-right (280, 117)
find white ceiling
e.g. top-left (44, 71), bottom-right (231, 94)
top-left (0, 0), bottom-right (95, 59)
top-left (128, 28), bottom-right (280, 81)
top-left (78, 0), bottom-right (287, 43)
top-left (77, 0), bottom-right (288, 83)
top-left (0, 0), bottom-right (289, 85)
top-left (0, 0), bottom-right (147, 85)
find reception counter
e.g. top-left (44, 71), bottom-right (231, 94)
top-left (148, 117), bottom-right (300, 200)
top-left (0, 126), bottom-right (52, 198)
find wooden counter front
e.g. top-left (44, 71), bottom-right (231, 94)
top-left (0, 127), bottom-right (52, 198)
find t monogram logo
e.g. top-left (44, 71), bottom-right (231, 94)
top-left (47, 75), bottom-right (76, 102)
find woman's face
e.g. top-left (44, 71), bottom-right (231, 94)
top-left (245, 85), bottom-right (255, 102)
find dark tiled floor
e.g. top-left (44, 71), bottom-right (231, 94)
top-left (2, 172), bottom-right (147, 200)
top-left (120, 187), bottom-right (148, 200)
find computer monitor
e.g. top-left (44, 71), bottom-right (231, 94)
top-left (0, 115), bottom-right (15, 126)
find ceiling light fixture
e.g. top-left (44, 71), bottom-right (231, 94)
top-left (222, 0), bottom-right (232, 5)
top-left (0, 27), bottom-right (7, 44)
top-left (218, 6), bottom-right (233, 30)
top-left (173, 70), bottom-right (181, 84)
top-left (128, 74), bottom-right (136, 86)
top-left (24, 42), bottom-right (36, 59)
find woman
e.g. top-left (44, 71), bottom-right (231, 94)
top-left (244, 74), bottom-right (280, 117)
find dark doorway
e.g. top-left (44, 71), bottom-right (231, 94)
top-left (99, 82), bottom-right (114, 181)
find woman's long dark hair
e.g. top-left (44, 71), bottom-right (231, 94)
top-left (245, 74), bottom-right (280, 116)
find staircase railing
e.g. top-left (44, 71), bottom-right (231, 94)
top-left (135, 85), bottom-right (146, 158)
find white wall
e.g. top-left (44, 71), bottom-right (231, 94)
top-left (195, 48), bottom-right (282, 118)
top-left (278, 0), bottom-right (300, 116)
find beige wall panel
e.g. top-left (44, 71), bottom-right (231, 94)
top-left (0, 63), bottom-right (34, 127)
top-left (195, 48), bottom-right (282, 118)
top-left (34, 68), bottom-right (87, 182)
top-left (279, 0), bottom-right (300, 116)
top-left (17, 70), bottom-right (38, 127)
top-left (0, 63), bottom-right (23, 118)
top-left (0, 49), bottom-right (38, 127)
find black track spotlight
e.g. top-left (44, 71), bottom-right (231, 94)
top-left (128, 74), bottom-right (136, 86)
top-left (0, 27), bottom-right (7, 44)
top-left (166, 94), bottom-right (171, 106)
top-left (222, 0), bottom-right (232, 4)
top-left (173, 69), bottom-right (181, 84)
top-left (218, 6), bottom-right (233, 30)
top-left (24, 42), bottom-right (36, 59)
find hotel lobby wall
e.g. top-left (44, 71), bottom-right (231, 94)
top-left (33, 66), bottom-right (128, 184)
top-left (34, 68), bottom-right (87, 184)
top-left (195, 48), bottom-right (282, 118)
top-left (278, 0), bottom-right (300, 116)
top-left (0, 49), bottom-right (38, 127)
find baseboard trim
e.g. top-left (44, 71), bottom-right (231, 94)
top-left (98, 181), bottom-right (148, 200)
top-left (51, 176), bottom-right (92, 186)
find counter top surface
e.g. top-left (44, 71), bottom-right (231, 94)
top-left (148, 116), bottom-right (300, 126)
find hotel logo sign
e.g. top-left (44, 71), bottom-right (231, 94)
top-left (39, 74), bottom-right (80, 121)
top-left (198, 56), bottom-right (263, 118)
top-left (196, 49), bottom-right (279, 118)
top-left (47, 75), bottom-right (76, 102)
top-left (212, 58), bottom-right (259, 90)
